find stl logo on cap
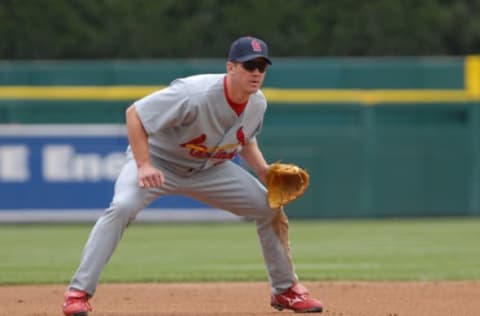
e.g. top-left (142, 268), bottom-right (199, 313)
top-left (251, 39), bottom-right (262, 52)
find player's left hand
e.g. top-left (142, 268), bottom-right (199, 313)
top-left (266, 162), bottom-right (309, 208)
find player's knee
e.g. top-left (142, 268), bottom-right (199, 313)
top-left (107, 197), bottom-right (141, 221)
top-left (253, 204), bottom-right (278, 222)
top-left (255, 206), bottom-right (289, 232)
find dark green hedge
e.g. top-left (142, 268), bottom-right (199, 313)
top-left (1, 0), bottom-right (479, 59)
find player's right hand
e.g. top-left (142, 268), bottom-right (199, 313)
top-left (137, 163), bottom-right (164, 189)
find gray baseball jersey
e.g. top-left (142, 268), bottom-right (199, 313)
top-left (134, 74), bottom-right (264, 174)
top-left (69, 74), bottom-right (299, 297)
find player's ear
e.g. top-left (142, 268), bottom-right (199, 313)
top-left (226, 61), bottom-right (235, 73)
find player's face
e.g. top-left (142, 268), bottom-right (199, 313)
top-left (228, 58), bottom-right (268, 94)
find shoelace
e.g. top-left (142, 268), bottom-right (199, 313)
top-left (284, 292), bottom-right (309, 305)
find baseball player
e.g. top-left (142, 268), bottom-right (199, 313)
top-left (62, 36), bottom-right (323, 315)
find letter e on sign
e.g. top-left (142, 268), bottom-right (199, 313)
top-left (0, 145), bottom-right (30, 182)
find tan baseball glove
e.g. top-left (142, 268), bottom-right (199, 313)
top-left (266, 162), bottom-right (310, 209)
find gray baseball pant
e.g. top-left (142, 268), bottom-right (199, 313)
top-left (69, 157), bottom-right (298, 295)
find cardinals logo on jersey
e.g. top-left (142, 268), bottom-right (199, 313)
top-left (236, 127), bottom-right (246, 146)
top-left (180, 127), bottom-right (246, 160)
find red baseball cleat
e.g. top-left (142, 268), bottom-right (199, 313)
top-left (63, 289), bottom-right (92, 316)
top-left (271, 283), bottom-right (323, 313)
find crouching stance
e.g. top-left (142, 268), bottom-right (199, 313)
top-left (63, 36), bottom-right (323, 315)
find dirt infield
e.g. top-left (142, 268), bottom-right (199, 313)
top-left (1, 281), bottom-right (479, 316)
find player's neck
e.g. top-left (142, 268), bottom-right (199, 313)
top-left (225, 75), bottom-right (250, 104)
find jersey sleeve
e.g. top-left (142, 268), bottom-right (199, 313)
top-left (134, 79), bottom-right (194, 135)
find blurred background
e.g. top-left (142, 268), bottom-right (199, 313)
top-left (1, 0), bottom-right (480, 222)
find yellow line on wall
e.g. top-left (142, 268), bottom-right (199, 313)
top-left (0, 86), bottom-right (163, 101)
top-left (0, 86), bottom-right (478, 104)
top-left (263, 88), bottom-right (473, 105)
top-left (465, 55), bottom-right (480, 97)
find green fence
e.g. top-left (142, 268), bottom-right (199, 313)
top-left (0, 57), bottom-right (465, 88)
top-left (260, 103), bottom-right (479, 218)
top-left (1, 57), bottom-right (479, 218)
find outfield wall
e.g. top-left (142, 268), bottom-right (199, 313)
top-left (0, 57), bottom-right (479, 220)
top-left (0, 125), bottom-right (238, 222)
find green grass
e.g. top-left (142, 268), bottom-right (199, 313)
top-left (0, 217), bottom-right (479, 285)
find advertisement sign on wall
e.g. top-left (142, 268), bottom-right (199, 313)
top-left (0, 125), bottom-right (237, 222)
